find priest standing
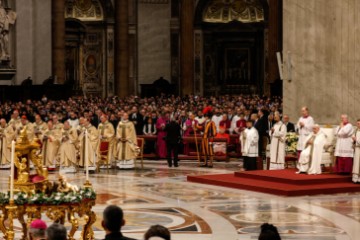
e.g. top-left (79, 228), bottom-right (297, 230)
top-left (59, 121), bottom-right (78, 173)
top-left (79, 118), bottom-right (98, 170)
top-left (296, 107), bottom-right (315, 158)
top-left (98, 115), bottom-right (115, 168)
top-left (115, 113), bottom-right (139, 169)
top-left (241, 120), bottom-right (259, 171)
top-left (334, 114), bottom-right (354, 174)
top-left (269, 112), bottom-right (287, 170)
top-left (297, 124), bottom-right (326, 174)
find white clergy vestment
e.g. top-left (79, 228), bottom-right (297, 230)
top-left (334, 123), bottom-right (354, 157)
top-left (297, 131), bottom-right (326, 174)
top-left (241, 127), bottom-right (259, 157)
top-left (296, 116), bottom-right (314, 151)
top-left (269, 121), bottom-right (287, 170)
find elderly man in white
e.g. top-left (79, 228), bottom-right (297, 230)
top-left (269, 112), bottom-right (287, 170)
top-left (297, 124), bottom-right (326, 174)
top-left (296, 107), bottom-right (315, 157)
top-left (334, 114), bottom-right (354, 174)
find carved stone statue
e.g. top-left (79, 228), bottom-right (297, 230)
top-left (0, 0), bottom-right (16, 60)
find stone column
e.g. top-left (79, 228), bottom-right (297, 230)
top-left (115, 0), bottom-right (129, 98)
top-left (266, 0), bottom-right (282, 94)
top-left (180, 0), bottom-right (194, 96)
top-left (52, 0), bottom-right (66, 84)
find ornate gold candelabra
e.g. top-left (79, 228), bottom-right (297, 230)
top-left (0, 127), bottom-right (97, 240)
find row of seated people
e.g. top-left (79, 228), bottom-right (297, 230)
top-left (28, 205), bottom-right (281, 240)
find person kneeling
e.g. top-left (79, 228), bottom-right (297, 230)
top-left (297, 124), bottom-right (326, 174)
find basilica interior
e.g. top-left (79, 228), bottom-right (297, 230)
top-left (1, 0), bottom-right (360, 240)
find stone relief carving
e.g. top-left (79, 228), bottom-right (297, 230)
top-left (203, 0), bottom-right (264, 23)
top-left (0, 0), bottom-right (16, 60)
top-left (65, 0), bottom-right (103, 21)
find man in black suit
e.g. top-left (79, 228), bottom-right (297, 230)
top-left (129, 106), bottom-right (144, 135)
top-left (254, 110), bottom-right (268, 157)
top-left (283, 114), bottom-right (296, 132)
top-left (164, 116), bottom-right (182, 167)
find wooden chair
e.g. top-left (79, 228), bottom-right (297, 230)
top-left (136, 138), bottom-right (144, 169)
top-left (97, 141), bottom-right (111, 171)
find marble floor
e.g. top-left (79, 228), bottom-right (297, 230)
top-left (2, 160), bottom-right (360, 240)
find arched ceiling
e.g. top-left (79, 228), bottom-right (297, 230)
top-left (65, 0), bottom-right (104, 21)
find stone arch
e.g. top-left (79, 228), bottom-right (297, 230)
top-left (65, 0), bottom-right (104, 21)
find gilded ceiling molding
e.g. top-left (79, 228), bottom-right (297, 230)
top-left (139, 0), bottom-right (169, 4)
top-left (203, 0), bottom-right (264, 23)
top-left (65, 0), bottom-right (104, 21)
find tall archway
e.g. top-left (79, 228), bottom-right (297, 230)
top-left (64, 0), bottom-right (113, 97)
top-left (194, 0), bottom-right (281, 96)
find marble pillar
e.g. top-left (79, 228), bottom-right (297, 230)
top-left (283, 0), bottom-right (360, 124)
top-left (52, 0), bottom-right (65, 84)
top-left (266, 0), bottom-right (282, 95)
top-left (14, 0), bottom-right (51, 84)
top-left (180, 0), bottom-right (194, 96)
top-left (115, 0), bottom-right (130, 98)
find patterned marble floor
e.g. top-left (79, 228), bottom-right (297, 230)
top-left (2, 160), bottom-right (360, 240)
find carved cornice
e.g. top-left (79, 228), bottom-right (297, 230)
top-left (203, 0), bottom-right (264, 23)
top-left (65, 0), bottom-right (104, 21)
top-left (139, 0), bottom-right (169, 4)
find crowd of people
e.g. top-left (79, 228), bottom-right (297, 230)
top-left (0, 94), bottom-right (359, 182)
top-left (28, 205), bottom-right (281, 240)
top-left (0, 94), bottom-right (283, 171)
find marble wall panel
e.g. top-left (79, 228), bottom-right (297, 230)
top-left (14, 0), bottom-right (52, 85)
top-left (138, 2), bottom-right (171, 85)
top-left (283, 0), bottom-right (360, 124)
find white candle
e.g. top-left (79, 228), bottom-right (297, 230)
top-left (85, 130), bottom-right (89, 181)
top-left (10, 140), bottom-right (15, 200)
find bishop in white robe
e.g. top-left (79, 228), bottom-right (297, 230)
top-left (297, 125), bottom-right (326, 174)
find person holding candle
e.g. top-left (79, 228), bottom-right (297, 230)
top-left (115, 112), bottom-right (139, 169)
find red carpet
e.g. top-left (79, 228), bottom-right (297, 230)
top-left (187, 169), bottom-right (360, 196)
